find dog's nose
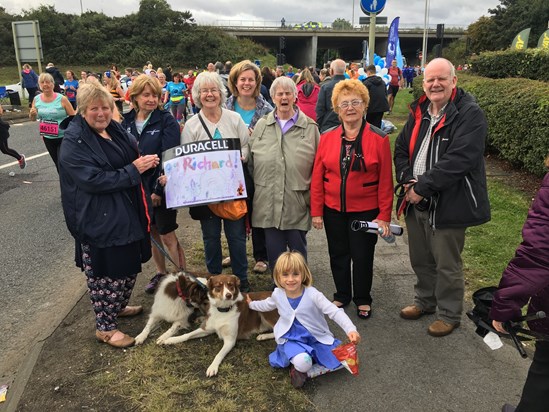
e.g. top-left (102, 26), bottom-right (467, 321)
top-left (225, 293), bottom-right (232, 299)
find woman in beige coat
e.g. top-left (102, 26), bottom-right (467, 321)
top-left (248, 76), bottom-right (320, 271)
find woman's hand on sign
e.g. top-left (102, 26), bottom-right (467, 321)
top-left (157, 174), bottom-right (167, 187)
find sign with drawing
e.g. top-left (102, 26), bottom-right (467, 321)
top-left (162, 139), bottom-right (247, 209)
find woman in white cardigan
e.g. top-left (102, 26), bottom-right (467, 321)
top-left (248, 251), bottom-right (360, 388)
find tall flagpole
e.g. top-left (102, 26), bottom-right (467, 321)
top-left (421, 0), bottom-right (430, 68)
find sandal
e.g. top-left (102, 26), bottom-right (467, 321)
top-left (357, 305), bottom-right (372, 319)
top-left (253, 261), bottom-right (268, 274)
top-left (332, 300), bottom-right (350, 309)
top-left (118, 305), bottom-right (143, 317)
top-left (96, 330), bottom-right (135, 348)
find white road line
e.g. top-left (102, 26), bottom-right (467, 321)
top-left (0, 152), bottom-right (50, 170)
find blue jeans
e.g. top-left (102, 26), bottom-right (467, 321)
top-left (200, 216), bottom-right (248, 282)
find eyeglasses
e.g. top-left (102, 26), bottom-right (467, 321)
top-left (338, 99), bottom-right (363, 109)
top-left (200, 88), bottom-right (220, 95)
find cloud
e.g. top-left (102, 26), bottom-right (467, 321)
top-left (3, 0), bottom-right (500, 26)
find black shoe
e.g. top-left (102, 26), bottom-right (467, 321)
top-left (332, 300), bottom-right (350, 309)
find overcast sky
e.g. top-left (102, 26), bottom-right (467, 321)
top-left (3, 0), bottom-right (501, 28)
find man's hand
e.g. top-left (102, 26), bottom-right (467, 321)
top-left (405, 185), bottom-right (424, 204)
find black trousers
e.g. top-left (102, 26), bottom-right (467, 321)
top-left (323, 206), bottom-right (378, 306)
top-left (43, 137), bottom-right (62, 172)
top-left (516, 340), bottom-right (549, 412)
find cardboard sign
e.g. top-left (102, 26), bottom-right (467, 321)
top-left (162, 138), bottom-right (247, 209)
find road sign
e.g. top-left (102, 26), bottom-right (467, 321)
top-left (359, 16), bottom-right (388, 25)
top-left (360, 0), bottom-right (387, 15)
top-left (12, 21), bottom-right (43, 62)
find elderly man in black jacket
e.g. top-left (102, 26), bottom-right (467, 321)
top-left (394, 58), bottom-right (491, 337)
top-left (315, 59), bottom-right (346, 133)
top-left (363, 65), bottom-right (390, 128)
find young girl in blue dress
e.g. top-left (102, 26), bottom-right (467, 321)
top-left (247, 251), bottom-right (361, 388)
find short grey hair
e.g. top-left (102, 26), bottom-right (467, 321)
top-left (192, 72), bottom-right (227, 109)
top-left (270, 76), bottom-right (297, 100)
top-left (77, 82), bottom-right (114, 114)
top-left (331, 59), bottom-right (346, 75)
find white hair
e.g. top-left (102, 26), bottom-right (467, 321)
top-left (269, 76), bottom-right (297, 100)
top-left (192, 72), bottom-right (227, 108)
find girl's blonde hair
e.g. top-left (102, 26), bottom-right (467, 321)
top-left (272, 251), bottom-right (313, 288)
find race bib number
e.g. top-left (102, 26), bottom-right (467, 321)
top-left (39, 120), bottom-right (59, 136)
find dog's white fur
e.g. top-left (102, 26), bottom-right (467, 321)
top-left (134, 274), bottom-right (208, 345)
top-left (162, 274), bottom-right (278, 377)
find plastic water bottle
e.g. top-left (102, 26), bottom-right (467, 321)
top-left (378, 227), bottom-right (395, 244)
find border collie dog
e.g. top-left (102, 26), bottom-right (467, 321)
top-left (162, 274), bottom-right (279, 377)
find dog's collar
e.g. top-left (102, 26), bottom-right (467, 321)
top-left (216, 305), bottom-right (233, 313)
top-left (176, 278), bottom-right (192, 307)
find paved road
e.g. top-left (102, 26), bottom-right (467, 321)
top-left (307, 228), bottom-right (529, 412)
top-left (0, 121), bottom-right (85, 385)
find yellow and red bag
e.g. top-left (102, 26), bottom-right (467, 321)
top-left (332, 342), bottom-right (359, 375)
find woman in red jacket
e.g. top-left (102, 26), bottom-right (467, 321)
top-left (311, 79), bottom-right (393, 319)
top-left (296, 68), bottom-right (320, 121)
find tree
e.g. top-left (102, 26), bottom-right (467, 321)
top-left (467, 16), bottom-right (499, 54)
top-left (468, 0), bottom-right (549, 51)
top-left (0, 7), bottom-right (17, 64)
top-left (332, 18), bottom-right (353, 30)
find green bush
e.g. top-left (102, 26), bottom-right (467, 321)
top-left (410, 73), bottom-right (549, 177)
top-left (471, 49), bottom-right (549, 82)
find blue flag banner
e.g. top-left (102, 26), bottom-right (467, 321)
top-left (396, 39), bottom-right (404, 68)
top-left (386, 17), bottom-right (400, 66)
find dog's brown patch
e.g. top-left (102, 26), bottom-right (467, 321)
top-left (164, 272), bottom-right (210, 312)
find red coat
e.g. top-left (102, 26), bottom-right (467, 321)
top-left (297, 81), bottom-right (320, 121)
top-left (311, 123), bottom-right (394, 221)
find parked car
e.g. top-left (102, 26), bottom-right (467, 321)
top-left (293, 21), bottom-right (323, 30)
top-left (5, 82), bottom-right (23, 96)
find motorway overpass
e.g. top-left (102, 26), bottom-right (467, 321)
top-left (221, 25), bottom-right (466, 68)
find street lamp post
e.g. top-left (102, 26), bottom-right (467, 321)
top-left (352, 0), bottom-right (355, 28)
top-left (421, 0), bottom-right (430, 68)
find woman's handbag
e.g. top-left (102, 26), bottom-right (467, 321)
top-left (188, 205), bottom-right (214, 220)
top-left (208, 199), bottom-right (247, 221)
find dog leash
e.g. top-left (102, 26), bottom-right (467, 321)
top-left (150, 236), bottom-right (208, 291)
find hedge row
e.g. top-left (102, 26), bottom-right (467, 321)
top-left (412, 73), bottom-right (549, 177)
top-left (470, 49), bottom-right (549, 82)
